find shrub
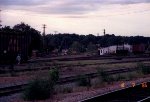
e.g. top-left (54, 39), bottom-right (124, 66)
top-left (128, 72), bottom-right (138, 80)
top-left (23, 68), bottom-right (59, 101)
top-left (23, 78), bottom-right (54, 101)
top-left (78, 75), bottom-right (91, 87)
top-left (97, 69), bottom-right (108, 82)
top-left (49, 67), bottom-right (59, 83)
top-left (115, 74), bottom-right (126, 81)
top-left (137, 63), bottom-right (150, 75)
top-left (62, 87), bottom-right (73, 93)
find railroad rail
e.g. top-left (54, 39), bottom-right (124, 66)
top-left (28, 55), bottom-right (150, 63)
top-left (0, 67), bottom-right (138, 97)
top-left (1, 57), bottom-right (150, 75)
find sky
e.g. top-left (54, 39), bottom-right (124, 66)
top-left (0, 0), bottom-right (150, 36)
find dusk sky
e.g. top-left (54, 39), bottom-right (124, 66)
top-left (0, 0), bottom-right (150, 36)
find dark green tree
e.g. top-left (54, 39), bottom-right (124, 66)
top-left (13, 22), bottom-right (42, 56)
top-left (70, 41), bottom-right (85, 53)
top-left (87, 42), bottom-right (97, 53)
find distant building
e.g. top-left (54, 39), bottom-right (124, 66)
top-left (51, 49), bottom-right (59, 56)
top-left (99, 47), bottom-right (109, 55)
top-left (99, 44), bottom-right (132, 55)
top-left (61, 49), bottom-right (68, 55)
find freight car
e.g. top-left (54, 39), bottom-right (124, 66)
top-left (0, 31), bottom-right (31, 64)
top-left (132, 44), bottom-right (145, 54)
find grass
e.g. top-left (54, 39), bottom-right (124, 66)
top-left (21, 60), bottom-right (150, 101)
top-left (55, 59), bottom-right (113, 65)
top-left (137, 62), bottom-right (150, 75)
top-left (97, 65), bottom-right (141, 84)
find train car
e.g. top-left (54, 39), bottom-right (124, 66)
top-left (132, 44), bottom-right (145, 54)
top-left (0, 31), bottom-right (31, 64)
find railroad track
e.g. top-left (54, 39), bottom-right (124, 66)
top-left (1, 58), bottom-right (150, 75)
top-left (0, 67), bottom-right (137, 97)
top-left (28, 55), bottom-right (150, 63)
top-left (0, 84), bottom-right (27, 97)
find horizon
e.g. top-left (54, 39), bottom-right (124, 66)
top-left (1, 23), bottom-right (150, 37)
top-left (0, 0), bottom-right (150, 36)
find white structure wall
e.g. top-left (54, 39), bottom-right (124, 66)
top-left (99, 47), bottom-right (109, 55)
top-left (108, 46), bottom-right (117, 54)
top-left (99, 44), bottom-right (132, 55)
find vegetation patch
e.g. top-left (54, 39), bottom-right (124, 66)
top-left (77, 75), bottom-right (91, 87)
top-left (23, 78), bottom-right (54, 100)
top-left (137, 63), bottom-right (150, 75)
top-left (62, 87), bottom-right (73, 93)
top-left (23, 67), bottom-right (59, 101)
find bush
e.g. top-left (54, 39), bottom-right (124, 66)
top-left (97, 69), bottom-right (108, 82)
top-left (23, 68), bottom-right (59, 101)
top-left (49, 67), bottom-right (59, 83)
top-left (115, 74), bottom-right (126, 81)
top-left (142, 66), bottom-right (150, 74)
top-left (128, 72), bottom-right (138, 80)
top-left (78, 75), bottom-right (91, 87)
top-left (62, 87), bottom-right (73, 93)
top-left (137, 63), bottom-right (150, 75)
top-left (23, 78), bottom-right (54, 100)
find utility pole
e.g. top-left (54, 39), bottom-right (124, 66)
top-left (42, 24), bottom-right (46, 36)
top-left (42, 24), bottom-right (46, 55)
top-left (103, 29), bottom-right (106, 36)
top-left (54, 31), bottom-right (58, 34)
top-left (0, 10), bottom-right (2, 27)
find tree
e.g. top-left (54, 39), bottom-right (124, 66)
top-left (13, 22), bottom-right (42, 56)
top-left (70, 41), bottom-right (85, 53)
top-left (87, 42), bottom-right (97, 53)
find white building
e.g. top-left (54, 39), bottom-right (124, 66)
top-left (99, 47), bottom-right (109, 55)
top-left (99, 44), bottom-right (132, 55)
top-left (117, 44), bottom-right (132, 53)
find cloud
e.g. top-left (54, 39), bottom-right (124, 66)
top-left (1, 0), bottom-right (150, 6)
top-left (0, 0), bottom-right (150, 15)
top-left (0, 0), bottom-right (47, 6)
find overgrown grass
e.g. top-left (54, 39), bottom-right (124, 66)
top-left (137, 62), bottom-right (150, 75)
top-left (97, 66), bottom-right (141, 84)
top-left (77, 75), bottom-right (91, 87)
top-left (23, 67), bottom-right (59, 101)
top-left (62, 87), bottom-right (73, 93)
top-left (23, 78), bottom-right (54, 100)
top-left (49, 67), bottom-right (59, 82)
top-left (56, 59), bottom-right (111, 65)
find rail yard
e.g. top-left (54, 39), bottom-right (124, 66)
top-left (0, 55), bottom-right (150, 102)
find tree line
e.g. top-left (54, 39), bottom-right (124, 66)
top-left (1, 23), bottom-right (150, 54)
top-left (45, 33), bottom-right (150, 53)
